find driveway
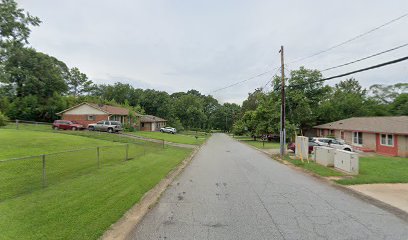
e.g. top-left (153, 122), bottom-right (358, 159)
top-left (129, 134), bottom-right (408, 240)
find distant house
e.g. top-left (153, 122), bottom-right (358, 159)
top-left (140, 115), bottom-right (167, 131)
top-left (57, 102), bottom-right (140, 127)
top-left (314, 116), bottom-right (408, 157)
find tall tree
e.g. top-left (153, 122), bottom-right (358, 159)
top-left (67, 67), bottom-right (93, 97)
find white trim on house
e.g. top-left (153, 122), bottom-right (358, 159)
top-left (352, 131), bottom-right (363, 146)
top-left (380, 134), bottom-right (394, 147)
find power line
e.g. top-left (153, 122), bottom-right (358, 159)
top-left (289, 56), bottom-right (408, 88)
top-left (288, 12), bottom-right (408, 64)
top-left (209, 68), bottom-right (277, 94)
top-left (321, 43), bottom-right (408, 72)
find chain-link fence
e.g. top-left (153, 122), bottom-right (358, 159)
top-left (0, 142), bottom-right (163, 202)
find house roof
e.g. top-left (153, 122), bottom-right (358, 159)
top-left (87, 103), bottom-right (130, 116)
top-left (140, 115), bottom-right (167, 123)
top-left (57, 102), bottom-right (141, 116)
top-left (314, 116), bottom-right (408, 135)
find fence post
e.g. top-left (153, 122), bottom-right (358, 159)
top-left (16, 119), bottom-right (19, 130)
top-left (42, 154), bottom-right (46, 187)
top-left (263, 140), bottom-right (265, 148)
top-left (125, 144), bottom-right (129, 161)
top-left (97, 147), bottom-right (100, 168)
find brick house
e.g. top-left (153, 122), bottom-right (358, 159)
top-left (57, 102), bottom-right (140, 127)
top-left (140, 115), bottom-right (167, 131)
top-left (314, 116), bottom-right (408, 157)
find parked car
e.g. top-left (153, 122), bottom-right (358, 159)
top-left (288, 141), bottom-right (320, 154)
top-left (88, 120), bottom-right (122, 133)
top-left (311, 137), bottom-right (353, 151)
top-left (52, 120), bottom-right (84, 131)
top-left (160, 127), bottom-right (177, 134)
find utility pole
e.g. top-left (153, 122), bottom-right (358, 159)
top-left (279, 46), bottom-right (286, 157)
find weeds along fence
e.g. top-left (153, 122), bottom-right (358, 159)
top-left (0, 142), bottom-right (165, 202)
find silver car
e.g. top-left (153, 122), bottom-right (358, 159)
top-left (88, 120), bottom-right (123, 133)
top-left (311, 137), bottom-right (353, 151)
top-left (160, 127), bottom-right (177, 134)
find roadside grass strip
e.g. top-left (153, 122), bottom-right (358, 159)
top-left (237, 136), bottom-right (280, 149)
top-left (336, 156), bottom-right (408, 185)
top-left (0, 147), bottom-right (191, 239)
top-left (284, 157), bottom-right (344, 177)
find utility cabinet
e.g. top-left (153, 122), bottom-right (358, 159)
top-left (334, 150), bottom-right (359, 175)
top-left (314, 146), bottom-right (335, 167)
top-left (295, 136), bottom-right (309, 160)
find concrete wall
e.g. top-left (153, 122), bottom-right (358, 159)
top-left (398, 135), bottom-right (408, 157)
top-left (362, 133), bottom-right (376, 150)
top-left (141, 122), bottom-right (152, 131)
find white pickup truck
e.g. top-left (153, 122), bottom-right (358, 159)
top-left (160, 127), bottom-right (177, 134)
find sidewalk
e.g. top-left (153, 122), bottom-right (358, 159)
top-left (348, 183), bottom-right (408, 213)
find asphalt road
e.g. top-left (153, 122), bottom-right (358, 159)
top-left (129, 134), bottom-right (408, 240)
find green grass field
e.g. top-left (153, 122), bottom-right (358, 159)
top-left (129, 131), bottom-right (208, 145)
top-left (336, 155), bottom-right (408, 185)
top-left (0, 129), bottom-right (119, 159)
top-left (235, 136), bottom-right (280, 149)
top-left (0, 128), bottom-right (192, 239)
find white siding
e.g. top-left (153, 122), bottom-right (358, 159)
top-left (64, 104), bottom-right (107, 115)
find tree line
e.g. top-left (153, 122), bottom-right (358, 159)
top-left (232, 67), bottom-right (407, 138)
top-left (0, 0), bottom-right (406, 133)
top-left (0, 0), bottom-right (240, 130)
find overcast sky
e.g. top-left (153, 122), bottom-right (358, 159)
top-left (18, 0), bottom-right (408, 104)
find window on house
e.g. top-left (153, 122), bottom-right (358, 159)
top-left (380, 134), bottom-right (394, 146)
top-left (87, 115), bottom-right (95, 121)
top-left (353, 132), bottom-right (363, 145)
top-left (141, 123), bottom-right (145, 127)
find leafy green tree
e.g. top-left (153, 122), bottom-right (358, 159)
top-left (67, 67), bottom-right (93, 97)
top-left (390, 93), bottom-right (408, 115)
top-left (3, 47), bottom-right (68, 98)
top-left (0, 0), bottom-right (41, 46)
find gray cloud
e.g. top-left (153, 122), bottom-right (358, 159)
top-left (18, 0), bottom-right (408, 104)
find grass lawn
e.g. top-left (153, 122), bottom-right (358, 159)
top-left (0, 129), bottom-right (119, 159)
top-left (336, 155), bottom-right (408, 185)
top-left (0, 147), bottom-right (191, 239)
top-left (129, 131), bottom-right (208, 145)
top-left (235, 136), bottom-right (280, 149)
top-left (284, 156), bottom-right (344, 177)
top-left (0, 128), bottom-right (192, 239)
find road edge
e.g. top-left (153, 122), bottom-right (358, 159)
top-left (100, 140), bottom-right (207, 240)
top-left (230, 136), bottom-right (408, 223)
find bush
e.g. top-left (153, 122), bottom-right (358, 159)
top-left (0, 112), bottom-right (9, 127)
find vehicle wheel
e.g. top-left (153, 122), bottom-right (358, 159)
top-left (53, 126), bottom-right (59, 130)
top-left (344, 148), bottom-right (351, 151)
top-left (108, 128), bottom-right (113, 133)
top-left (88, 126), bottom-right (95, 131)
top-left (160, 130), bottom-right (163, 133)
top-left (72, 127), bottom-right (77, 131)
top-left (171, 132), bottom-right (175, 134)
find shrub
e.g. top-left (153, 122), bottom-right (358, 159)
top-left (0, 112), bottom-right (9, 127)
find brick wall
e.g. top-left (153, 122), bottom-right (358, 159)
top-left (62, 114), bottom-right (109, 127)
